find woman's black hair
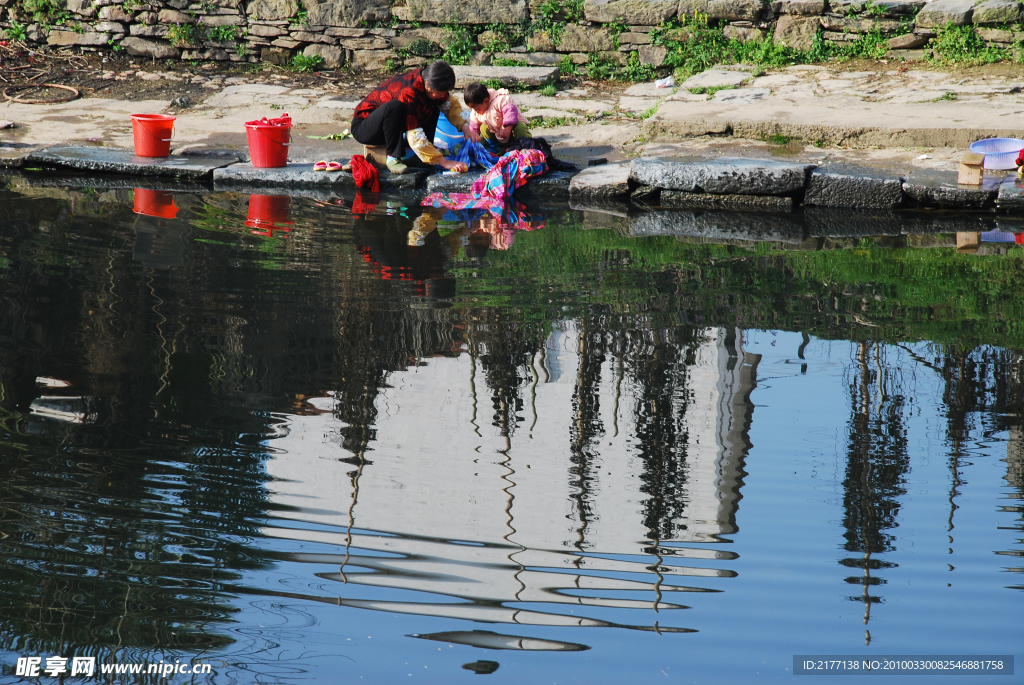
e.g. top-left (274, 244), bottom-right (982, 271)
top-left (421, 60), bottom-right (456, 92)
top-left (463, 82), bottom-right (490, 106)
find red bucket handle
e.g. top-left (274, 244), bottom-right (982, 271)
top-left (136, 118), bottom-right (174, 142)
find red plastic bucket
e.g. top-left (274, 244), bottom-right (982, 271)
top-left (245, 113), bottom-right (292, 168)
top-left (133, 188), bottom-right (179, 218)
top-left (131, 114), bottom-right (175, 158)
top-left (246, 194), bottom-right (293, 235)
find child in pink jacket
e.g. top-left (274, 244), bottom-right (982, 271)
top-left (463, 82), bottom-right (532, 147)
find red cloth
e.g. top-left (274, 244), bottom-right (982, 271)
top-left (351, 154), bottom-right (380, 192)
top-left (353, 68), bottom-right (440, 133)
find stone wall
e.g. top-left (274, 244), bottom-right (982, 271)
top-left (0, 0), bottom-right (1020, 70)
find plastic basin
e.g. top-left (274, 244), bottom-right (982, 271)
top-left (969, 137), bottom-right (1024, 170)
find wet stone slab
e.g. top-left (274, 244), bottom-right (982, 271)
top-left (661, 191), bottom-right (793, 212)
top-left (901, 168), bottom-right (1001, 209)
top-left (568, 162), bottom-right (630, 199)
top-left (628, 209), bottom-right (807, 243)
top-left (805, 207), bottom-right (906, 236)
top-left (425, 170), bottom-right (574, 199)
top-left (25, 146), bottom-right (235, 180)
top-left (213, 162), bottom-right (428, 191)
top-left (804, 167), bottom-right (905, 208)
top-left (630, 157), bottom-right (815, 196)
top-left (996, 175), bottom-right (1024, 210)
top-left (9, 171), bottom-right (210, 193)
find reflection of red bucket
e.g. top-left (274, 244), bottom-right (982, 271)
top-left (131, 114), bottom-right (175, 157)
top-left (133, 188), bottom-right (178, 218)
top-left (245, 113), bottom-right (292, 168)
top-left (246, 194), bottom-right (293, 235)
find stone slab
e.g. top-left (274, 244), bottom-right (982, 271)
top-left (630, 156), bottom-right (815, 196)
top-left (629, 209), bottom-right (807, 243)
top-left (661, 191), bottom-right (793, 211)
top-left (568, 161), bottom-right (630, 199)
top-left (425, 169), bottom-right (575, 198)
top-left (996, 175), bottom-right (1024, 209)
top-left (902, 168), bottom-right (1000, 208)
top-left (804, 167), bottom-right (905, 208)
top-left (451, 66), bottom-right (558, 89)
top-left (681, 69), bottom-right (752, 90)
top-left (711, 87), bottom-right (770, 104)
top-left (8, 172), bottom-right (210, 193)
top-left (25, 145), bottom-right (234, 180)
top-left (214, 162), bottom-right (428, 190)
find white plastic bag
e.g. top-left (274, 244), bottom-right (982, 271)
top-left (655, 75), bottom-right (675, 88)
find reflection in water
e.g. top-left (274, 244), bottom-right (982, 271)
top-left (0, 184), bottom-right (1021, 681)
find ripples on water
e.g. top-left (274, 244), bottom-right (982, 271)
top-left (0, 182), bottom-right (1020, 683)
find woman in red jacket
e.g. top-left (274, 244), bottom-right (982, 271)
top-left (352, 60), bottom-right (470, 175)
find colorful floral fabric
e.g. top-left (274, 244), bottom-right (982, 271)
top-left (470, 148), bottom-right (548, 200)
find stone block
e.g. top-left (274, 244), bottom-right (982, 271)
top-left (871, 0), bottom-right (927, 13)
top-left (559, 24), bottom-right (614, 51)
top-left (248, 0), bottom-right (298, 20)
top-left (585, 0), bottom-right (678, 23)
top-left (261, 46), bottom-right (293, 64)
top-left (819, 15), bottom-right (905, 33)
top-left (307, 0), bottom-right (389, 26)
top-left (338, 36), bottom-right (389, 49)
top-left (887, 32), bottom-right (928, 48)
top-left (681, 68), bottom-right (751, 89)
top-left (249, 24), bottom-right (287, 36)
top-left (638, 44), bottom-right (668, 65)
top-left (972, 0), bottom-right (1021, 23)
top-left (492, 51), bottom-right (563, 65)
top-left (724, 24), bottom-right (766, 41)
top-left (47, 30), bottom-right (109, 46)
top-left (26, 146), bottom-right (232, 179)
top-left (569, 162), bottom-right (630, 198)
top-left (629, 209), bottom-right (806, 242)
top-left (452, 65), bottom-right (558, 87)
top-left (396, 0), bottom-right (526, 23)
top-left (902, 168), bottom-right (999, 208)
top-left (630, 156), bottom-right (814, 195)
top-left (98, 5), bottom-right (130, 20)
top-left (618, 31), bottom-right (651, 43)
top-left (977, 27), bottom-right (1015, 41)
top-left (770, 0), bottom-right (824, 14)
top-left (661, 191), bottom-right (794, 211)
top-left (304, 43), bottom-right (345, 67)
top-left (773, 14), bottom-right (818, 49)
top-left (200, 13), bottom-right (244, 24)
top-left (65, 0), bottom-right (97, 17)
top-left (527, 30), bottom-right (556, 51)
top-left (272, 37), bottom-right (301, 48)
top-left (351, 49), bottom-right (395, 70)
top-left (182, 48), bottom-right (230, 59)
top-left (325, 27), bottom-right (369, 36)
top-left (804, 168), bottom-right (904, 208)
top-left (681, 0), bottom-right (767, 20)
top-left (94, 20), bottom-right (125, 33)
top-left (130, 24), bottom-right (169, 36)
top-left (158, 8), bottom-right (194, 22)
top-left (135, 11), bottom-right (158, 24)
top-left (915, 0), bottom-right (975, 26)
top-left (120, 36), bottom-right (180, 57)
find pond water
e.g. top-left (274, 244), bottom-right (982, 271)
top-left (0, 182), bottom-right (1021, 684)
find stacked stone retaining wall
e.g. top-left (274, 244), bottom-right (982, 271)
top-left (0, 0), bottom-right (1021, 70)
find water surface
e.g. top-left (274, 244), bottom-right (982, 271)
top-left (0, 183), bottom-right (1021, 683)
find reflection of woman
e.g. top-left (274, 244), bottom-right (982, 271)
top-left (351, 61), bottom-right (470, 176)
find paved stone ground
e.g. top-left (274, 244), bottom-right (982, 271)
top-left (3, 61), bottom-right (1024, 176)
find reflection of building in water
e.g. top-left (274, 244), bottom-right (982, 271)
top-left (261, 325), bottom-right (758, 637)
top-left (1008, 425), bottom-right (1024, 491)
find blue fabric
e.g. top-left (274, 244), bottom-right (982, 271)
top-left (452, 139), bottom-right (500, 170)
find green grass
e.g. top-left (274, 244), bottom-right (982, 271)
top-left (539, 83), bottom-right (558, 96)
top-left (764, 133), bottom-right (793, 145)
top-left (167, 22), bottom-right (205, 48)
top-left (930, 24), bottom-right (1007, 65)
top-left (936, 91), bottom-right (958, 101)
top-left (442, 24), bottom-right (477, 65)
